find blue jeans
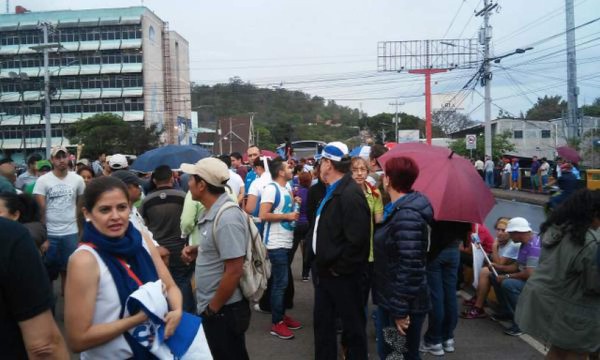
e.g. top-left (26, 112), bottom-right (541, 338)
top-left (424, 246), bottom-right (460, 345)
top-left (269, 248), bottom-right (289, 324)
top-left (376, 307), bottom-right (425, 360)
top-left (485, 170), bottom-right (494, 188)
top-left (491, 276), bottom-right (525, 322)
top-left (45, 233), bottom-right (79, 272)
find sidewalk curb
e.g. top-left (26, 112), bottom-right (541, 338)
top-left (491, 189), bottom-right (548, 206)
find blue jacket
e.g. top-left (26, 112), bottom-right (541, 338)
top-left (373, 191), bottom-right (433, 319)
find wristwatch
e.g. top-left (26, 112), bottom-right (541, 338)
top-left (202, 305), bottom-right (217, 317)
top-left (505, 274), bottom-right (511, 279)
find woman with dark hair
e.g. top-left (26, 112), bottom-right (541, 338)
top-left (374, 156), bottom-right (433, 360)
top-left (77, 165), bottom-right (95, 186)
top-left (516, 189), bottom-right (600, 360)
top-left (64, 176), bottom-right (182, 358)
top-left (0, 192), bottom-right (47, 252)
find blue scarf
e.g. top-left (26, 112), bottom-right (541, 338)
top-left (82, 221), bottom-right (159, 359)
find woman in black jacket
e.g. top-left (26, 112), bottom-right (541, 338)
top-left (374, 156), bottom-right (433, 360)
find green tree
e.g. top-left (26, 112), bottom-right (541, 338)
top-left (449, 131), bottom-right (515, 160)
top-left (581, 97), bottom-right (600, 117)
top-left (525, 95), bottom-right (567, 120)
top-left (66, 113), bottom-right (161, 157)
top-left (432, 110), bottom-right (476, 135)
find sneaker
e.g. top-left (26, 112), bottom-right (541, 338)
top-left (283, 315), bottom-right (302, 330)
top-left (504, 324), bottom-right (523, 337)
top-left (253, 303), bottom-right (270, 314)
top-left (419, 342), bottom-right (444, 356)
top-left (442, 339), bottom-right (455, 353)
top-left (461, 306), bottom-right (487, 319)
top-left (302, 276), bottom-right (310, 282)
top-left (270, 321), bottom-right (294, 339)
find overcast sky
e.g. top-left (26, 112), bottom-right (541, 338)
top-left (16, 0), bottom-right (600, 120)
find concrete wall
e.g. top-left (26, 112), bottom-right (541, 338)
top-left (141, 9), bottom-right (166, 134)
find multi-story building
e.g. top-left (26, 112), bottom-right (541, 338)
top-left (0, 6), bottom-right (190, 162)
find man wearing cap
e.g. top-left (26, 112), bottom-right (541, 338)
top-left (180, 158), bottom-right (251, 360)
top-left (33, 146), bottom-right (85, 288)
top-left (310, 141), bottom-right (371, 359)
top-left (23, 160), bottom-right (52, 195)
top-left (0, 157), bottom-right (17, 193)
top-left (548, 163), bottom-right (579, 210)
top-left (491, 217), bottom-right (541, 336)
top-left (139, 165), bottom-right (193, 312)
top-left (15, 153), bottom-right (42, 191)
top-left (108, 153), bottom-right (129, 173)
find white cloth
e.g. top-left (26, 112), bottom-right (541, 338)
top-left (126, 280), bottom-right (212, 359)
top-left (261, 182), bottom-right (294, 250)
top-left (33, 171), bottom-right (85, 236)
top-left (502, 163), bottom-right (511, 175)
top-left (471, 243), bottom-right (486, 289)
top-left (498, 240), bottom-right (521, 260)
top-left (227, 170), bottom-right (244, 198)
top-left (539, 162), bottom-right (550, 176)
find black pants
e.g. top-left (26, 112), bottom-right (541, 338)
top-left (314, 270), bottom-right (368, 360)
top-left (202, 299), bottom-right (251, 360)
top-left (294, 222), bottom-right (311, 278)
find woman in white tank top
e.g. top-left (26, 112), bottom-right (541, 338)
top-left (63, 177), bottom-right (183, 357)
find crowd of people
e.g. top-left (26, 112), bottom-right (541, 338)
top-left (0, 142), bottom-right (598, 360)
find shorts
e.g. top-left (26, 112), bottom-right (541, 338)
top-left (45, 233), bottom-right (79, 272)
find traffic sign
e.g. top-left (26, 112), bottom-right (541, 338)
top-left (466, 134), bottom-right (477, 150)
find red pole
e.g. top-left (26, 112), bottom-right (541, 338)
top-left (425, 72), bottom-right (432, 145)
top-left (409, 69), bottom-right (447, 145)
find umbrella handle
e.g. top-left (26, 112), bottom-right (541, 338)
top-left (475, 243), bottom-right (499, 277)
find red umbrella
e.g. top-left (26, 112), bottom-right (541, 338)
top-left (242, 150), bottom-right (278, 163)
top-left (378, 142), bottom-right (495, 224)
top-left (556, 146), bottom-right (581, 163)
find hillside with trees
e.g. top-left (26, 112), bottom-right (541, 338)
top-left (191, 77), bottom-right (442, 149)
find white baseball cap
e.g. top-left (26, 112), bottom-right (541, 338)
top-left (109, 154), bottom-right (129, 170)
top-left (506, 217), bottom-right (532, 233)
top-left (180, 158), bottom-right (230, 187)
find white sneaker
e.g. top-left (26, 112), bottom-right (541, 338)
top-left (442, 338), bottom-right (455, 353)
top-left (419, 342), bottom-right (444, 356)
top-left (253, 303), bottom-right (270, 313)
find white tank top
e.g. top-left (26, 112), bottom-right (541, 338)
top-left (76, 244), bottom-right (144, 359)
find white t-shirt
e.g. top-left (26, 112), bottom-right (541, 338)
top-left (260, 182), bottom-right (294, 250)
top-left (502, 163), bottom-right (512, 175)
top-left (33, 171), bottom-right (85, 236)
top-left (539, 162), bottom-right (550, 176)
top-left (484, 160), bottom-right (495, 172)
top-left (474, 160), bottom-right (484, 170)
top-left (247, 172), bottom-right (272, 198)
top-left (227, 169), bottom-right (244, 198)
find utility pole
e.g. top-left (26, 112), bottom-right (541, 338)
top-left (389, 100), bottom-right (405, 143)
top-left (565, 0), bottom-right (579, 139)
top-left (481, 0), bottom-right (494, 158)
top-left (31, 22), bottom-right (61, 159)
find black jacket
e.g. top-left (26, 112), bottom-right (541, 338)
top-left (312, 173), bottom-right (371, 275)
top-left (374, 191), bottom-right (433, 319)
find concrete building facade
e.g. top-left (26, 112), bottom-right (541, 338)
top-left (0, 6), bottom-right (190, 161)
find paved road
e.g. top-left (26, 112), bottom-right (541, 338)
top-left (485, 199), bottom-right (546, 232)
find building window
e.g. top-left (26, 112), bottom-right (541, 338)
top-left (513, 130), bottom-right (523, 139)
top-left (148, 26), bottom-right (156, 42)
top-left (541, 130), bottom-right (551, 138)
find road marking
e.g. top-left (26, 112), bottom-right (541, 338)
top-left (458, 290), bottom-right (547, 356)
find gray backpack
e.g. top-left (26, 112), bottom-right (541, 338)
top-left (212, 202), bottom-right (271, 302)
